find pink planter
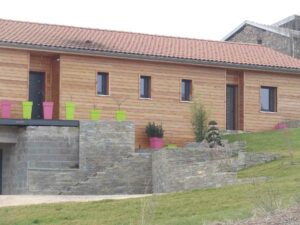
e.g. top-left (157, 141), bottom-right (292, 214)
top-left (1, 100), bottom-right (11, 119)
top-left (43, 102), bottom-right (54, 119)
top-left (273, 122), bottom-right (288, 130)
top-left (149, 137), bottom-right (164, 149)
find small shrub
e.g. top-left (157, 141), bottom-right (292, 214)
top-left (145, 122), bottom-right (164, 138)
top-left (206, 120), bottom-right (223, 148)
top-left (191, 100), bottom-right (208, 142)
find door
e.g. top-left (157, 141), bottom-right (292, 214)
top-left (0, 149), bottom-right (2, 194)
top-left (226, 85), bottom-right (238, 130)
top-left (29, 72), bottom-right (45, 119)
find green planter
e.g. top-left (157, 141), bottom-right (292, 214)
top-left (116, 110), bottom-right (127, 122)
top-left (90, 110), bottom-right (101, 121)
top-left (22, 101), bottom-right (33, 119)
top-left (65, 102), bottom-right (75, 120)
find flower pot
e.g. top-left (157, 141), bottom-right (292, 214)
top-left (43, 102), bottom-right (54, 120)
top-left (90, 109), bottom-right (101, 121)
top-left (65, 102), bottom-right (75, 120)
top-left (166, 144), bottom-right (177, 149)
top-left (22, 101), bottom-right (33, 119)
top-left (116, 110), bottom-right (127, 122)
top-left (1, 100), bottom-right (11, 119)
top-left (273, 122), bottom-right (288, 130)
top-left (149, 137), bottom-right (164, 149)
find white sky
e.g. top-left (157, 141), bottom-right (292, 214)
top-left (0, 0), bottom-right (299, 40)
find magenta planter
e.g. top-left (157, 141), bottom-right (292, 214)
top-left (149, 137), bottom-right (164, 149)
top-left (273, 122), bottom-right (288, 130)
top-left (1, 100), bottom-right (11, 119)
top-left (43, 102), bottom-right (54, 120)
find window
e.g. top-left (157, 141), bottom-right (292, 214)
top-left (97, 72), bottom-right (109, 95)
top-left (257, 39), bottom-right (262, 44)
top-left (260, 86), bottom-right (277, 112)
top-left (181, 79), bottom-right (192, 101)
top-left (140, 76), bottom-right (151, 98)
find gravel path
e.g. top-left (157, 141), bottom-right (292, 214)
top-left (0, 194), bottom-right (150, 207)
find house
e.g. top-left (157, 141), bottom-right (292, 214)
top-left (223, 15), bottom-right (300, 58)
top-left (1, 18), bottom-right (300, 148)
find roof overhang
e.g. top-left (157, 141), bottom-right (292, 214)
top-left (273, 15), bottom-right (300, 27)
top-left (222, 20), bottom-right (300, 41)
top-left (1, 41), bottom-right (300, 75)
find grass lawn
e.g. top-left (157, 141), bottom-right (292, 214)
top-left (1, 128), bottom-right (300, 225)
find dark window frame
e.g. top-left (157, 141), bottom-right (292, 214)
top-left (260, 86), bottom-right (277, 112)
top-left (97, 72), bottom-right (109, 96)
top-left (181, 79), bottom-right (192, 101)
top-left (139, 75), bottom-right (151, 99)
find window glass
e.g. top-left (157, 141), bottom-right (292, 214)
top-left (181, 79), bottom-right (192, 101)
top-left (140, 76), bottom-right (151, 98)
top-left (261, 86), bottom-right (277, 112)
top-left (97, 72), bottom-right (109, 95)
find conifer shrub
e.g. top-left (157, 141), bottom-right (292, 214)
top-left (206, 120), bottom-right (223, 148)
top-left (191, 100), bottom-right (208, 142)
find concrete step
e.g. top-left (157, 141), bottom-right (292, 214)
top-left (28, 160), bottom-right (79, 169)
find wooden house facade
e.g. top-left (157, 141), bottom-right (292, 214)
top-left (1, 19), bottom-right (300, 147)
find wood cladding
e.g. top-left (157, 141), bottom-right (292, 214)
top-left (0, 49), bottom-right (29, 118)
top-left (59, 55), bottom-right (226, 147)
top-left (1, 47), bottom-right (300, 147)
top-left (244, 71), bottom-right (300, 131)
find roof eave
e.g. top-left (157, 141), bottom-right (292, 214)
top-left (222, 21), bottom-right (297, 41)
top-left (1, 42), bottom-right (300, 75)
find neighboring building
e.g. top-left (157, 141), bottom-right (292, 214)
top-left (1, 18), bottom-right (300, 147)
top-left (223, 15), bottom-right (300, 58)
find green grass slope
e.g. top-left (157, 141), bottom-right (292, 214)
top-left (1, 128), bottom-right (300, 225)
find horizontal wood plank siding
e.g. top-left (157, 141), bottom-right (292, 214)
top-left (59, 55), bottom-right (226, 147)
top-left (0, 48), bottom-right (29, 118)
top-left (244, 71), bottom-right (300, 131)
top-left (2, 47), bottom-right (300, 147)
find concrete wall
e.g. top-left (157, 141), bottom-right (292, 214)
top-left (1, 128), bottom-right (27, 194)
top-left (1, 126), bottom-right (79, 194)
top-left (1, 121), bottom-right (141, 195)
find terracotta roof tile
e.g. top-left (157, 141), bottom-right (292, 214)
top-left (1, 18), bottom-right (300, 70)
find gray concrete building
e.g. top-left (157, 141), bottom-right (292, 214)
top-left (223, 15), bottom-right (300, 58)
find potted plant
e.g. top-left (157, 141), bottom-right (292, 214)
top-left (43, 101), bottom-right (54, 119)
top-left (90, 104), bottom-right (101, 121)
top-left (113, 97), bottom-right (127, 122)
top-left (1, 100), bottom-right (11, 119)
top-left (145, 122), bottom-right (164, 149)
top-left (22, 101), bottom-right (33, 119)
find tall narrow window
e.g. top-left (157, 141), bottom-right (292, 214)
top-left (97, 72), bottom-right (109, 95)
top-left (140, 76), bottom-right (151, 98)
top-left (181, 79), bottom-right (192, 101)
top-left (260, 86), bottom-right (277, 112)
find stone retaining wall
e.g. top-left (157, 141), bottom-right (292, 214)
top-left (0, 122), bottom-right (280, 195)
top-left (152, 142), bottom-right (279, 193)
